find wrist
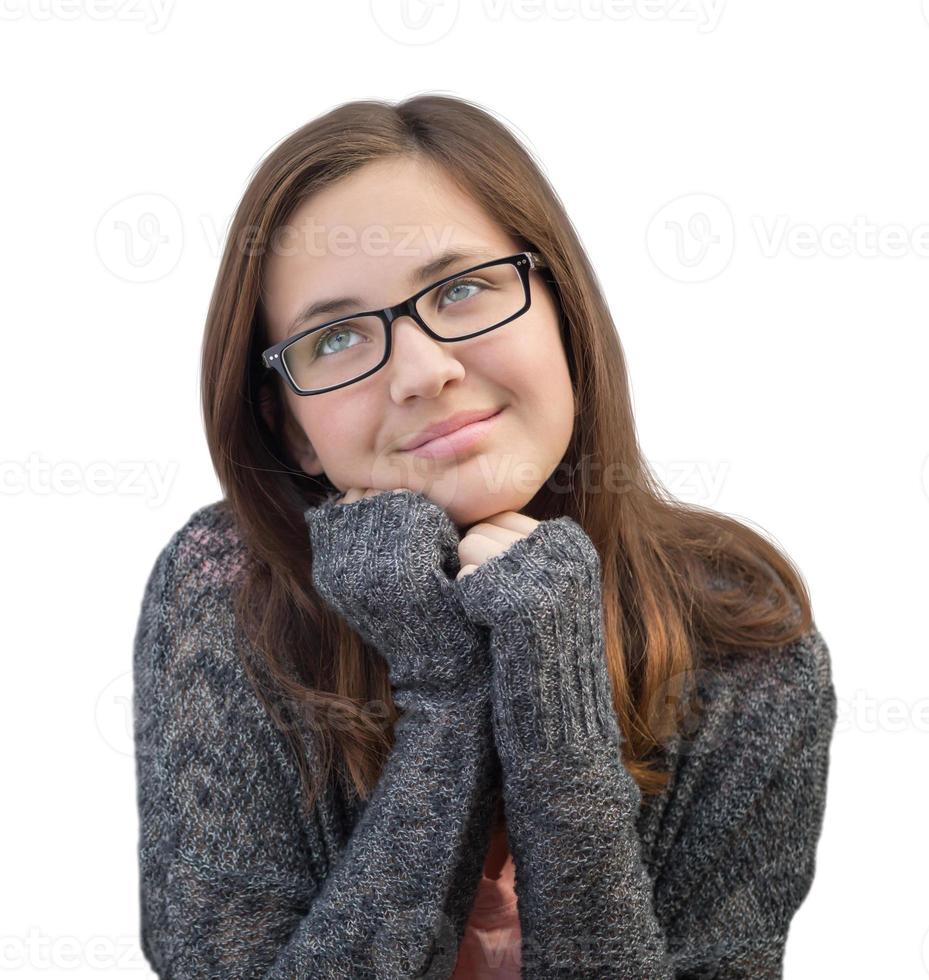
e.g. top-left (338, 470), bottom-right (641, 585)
top-left (307, 488), bottom-right (488, 695)
top-left (456, 517), bottom-right (602, 628)
top-left (452, 518), bottom-right (619, 757)
top-left (487, 605), bottom-right (620, 764)
top-left (394, 673), bottom-right (494, 728)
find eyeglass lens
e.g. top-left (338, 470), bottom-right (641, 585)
top-left (281, 261), bottom-right (526, 393)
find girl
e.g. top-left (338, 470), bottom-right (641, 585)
top-left (132, 94), bottom-right (836, 978)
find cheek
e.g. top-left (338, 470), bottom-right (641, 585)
top-left (289, 396), bottom-right (371, 474)
top-left (521, 337), bottom-right (576, 467)
top-left (515, 324), bottom-right (575, 418)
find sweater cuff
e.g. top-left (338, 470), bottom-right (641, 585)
top-left (455, 518), bottom-right (621, 760)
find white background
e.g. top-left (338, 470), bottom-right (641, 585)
top-left (2, 1), bottom-right (927, 976)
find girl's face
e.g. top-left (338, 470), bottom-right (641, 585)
top-left (261, 155), bottom-right (576, 530)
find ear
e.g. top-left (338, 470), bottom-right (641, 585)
top-left (258, 382), bottom-right (326, 477)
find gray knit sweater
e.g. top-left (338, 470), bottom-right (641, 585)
top-left (132, 489), bottom-right (836, 978)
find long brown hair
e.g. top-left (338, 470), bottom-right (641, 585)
top-left (200, 94), bottom-right (813, 815)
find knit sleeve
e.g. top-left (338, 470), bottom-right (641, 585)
top-left (499, 627), bottom-right (835, 978)
top-left (133, 512), bottom-right (501, 978)
top-left (648, 627), bottom-right (836, 978)
top-left (454, 520), bottom-right (837, 978)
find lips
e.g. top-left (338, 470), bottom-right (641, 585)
top-left (398, 407), bottom-right (503, 452)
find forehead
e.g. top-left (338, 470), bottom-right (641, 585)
top-left (261, 157), bottom-right (519, 342)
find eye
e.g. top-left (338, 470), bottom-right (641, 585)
top-left (437, 278), bottom-right (484, 309)
top-left (313, 324), bottom-right (366, 358)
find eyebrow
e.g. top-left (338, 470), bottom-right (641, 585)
top-left (284, 246), bottom-right (499, 337)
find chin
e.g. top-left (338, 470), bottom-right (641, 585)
top-left (449, 488), bottom-right (541, 532)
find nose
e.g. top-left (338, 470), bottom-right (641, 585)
top-left (385, 315), bottom-right (465, 401)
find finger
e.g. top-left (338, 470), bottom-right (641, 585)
top-left (456, 563), bottom-right (480, 580)
top-left (343, 487), bottom-right (396, 503)
top-left (465, 522), bottom-right (525, 546)
top-left (481, 511), bottom-right (539, 536)
top-left (458, 526), bottom-right (522, 567)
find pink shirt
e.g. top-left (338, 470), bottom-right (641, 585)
top-left (450, 822), bottom-right (522, 978)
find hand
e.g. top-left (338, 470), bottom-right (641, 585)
top-left (337, 487), bottom-right (397, 505)
top-left (455, 512), bottom-right (602, 626)
top-left (456, 510), bottom-right (540, 580)
top-left (452, 514), bottom-right (617, 753)
top-left (304, 487), bottom-right (491, 709)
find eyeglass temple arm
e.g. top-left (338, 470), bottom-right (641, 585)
top-left (527, 250), bottom-right (547, 271)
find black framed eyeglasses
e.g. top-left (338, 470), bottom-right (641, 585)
top-left (261, 250), bottom-right (548, 396)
